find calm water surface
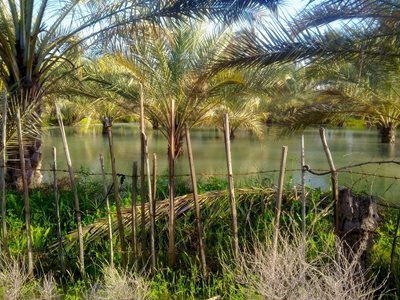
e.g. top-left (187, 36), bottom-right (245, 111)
top-left (42, 124), bottom-right (400, 204)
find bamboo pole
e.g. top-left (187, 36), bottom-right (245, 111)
top-left (151, 154), bottom-right (157, 269)
top-left (56, 105), bottom-right (84, 274)
top-left (152, 154), bottom-right (157, 203)
top-left (300, 134), bottom-right (306, 237)
top-left (389, 208), bottom-right (400, 273)
top-left (105, 118), bottom-right (127, 268)
top-left (272, 146), bottom-right (288, 256)
top-left (185, 124), bottom-right (207, 276)
top-left (319, 127), bottom-right (339, 231)
top-left (1, 91), bottom-right (7, 255)
top-left (16, 109), bottom-right (33, 274)
top-left (131, 161), bottom-right (138, 264)
top-left (53, 147), bottom-right (65, 274)
top-left (139, 83), bottom-right (147, 261)
top-left (99, 154), bottom-right (114, 267)
top-left (168, 98), bottom-right (176, 267)
top-left (146, 150), bottom-right (155, 270)
top-left (223, 114), bottom-right (239, 259)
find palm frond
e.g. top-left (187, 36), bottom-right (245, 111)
top-left (55, 187), bottom-right (275, 251)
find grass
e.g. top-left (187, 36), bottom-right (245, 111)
top-left (0, 174), bottom-right (399, 299)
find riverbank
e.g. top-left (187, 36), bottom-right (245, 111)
top-left (0, 176), bottom-right (398, 299)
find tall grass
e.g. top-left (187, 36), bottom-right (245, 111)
top-left (224, 231), bottom-right (384, 300)
top-left (0, 256), bottom-right (59, 299)
top-left (84, 265), bottom-right (149, 300)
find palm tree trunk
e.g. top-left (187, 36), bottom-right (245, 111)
top-left (174, 131), bottom-right (185, 157)
top-left (379, 124), bottom-right (396, 143)
top-left (101, 117), bottom-right (108, 134)
top-left (230, 128), bottom-right (236, 140)
top-left (6, 90), bottom-right (43, 189)
top-left (6, 136), bottom-right (42, 189)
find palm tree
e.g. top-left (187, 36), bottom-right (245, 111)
top-left (285, 58), bottom-right (400, 143)
top-left (213, 0), bottom-right (400, 78)
top-left (84, 21), bottom-right (292, 266)
top-left (207, 97), bottom-right (265, 139)
top-left (0, 0), bottom-right (281, 187)
top-left (85, 23), bottom-right (247, 156)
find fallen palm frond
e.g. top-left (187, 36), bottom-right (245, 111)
top-left (57, 187), bottom-right (276, 250)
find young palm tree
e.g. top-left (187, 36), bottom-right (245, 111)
top-left (84, 21), bottom-right (291, 265)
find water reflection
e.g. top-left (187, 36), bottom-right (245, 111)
top-left (41, 125), bottom-right (400, 204)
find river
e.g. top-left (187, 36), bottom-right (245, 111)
top-left (41, 124), bottom-right (400, 205)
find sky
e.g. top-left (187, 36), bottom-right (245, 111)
top-left (280, 0), bottom-right (308, 17)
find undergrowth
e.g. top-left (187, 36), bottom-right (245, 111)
top-left (0, 174), bottom-right (398, 299)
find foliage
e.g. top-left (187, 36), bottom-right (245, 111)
top-left (0, 173), bottom-right (397, 298)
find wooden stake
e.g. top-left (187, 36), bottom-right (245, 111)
top-left (16, 109), bottom-right (33, 274)
top-left (99, 154), bottom-right (114, 267)
top-left (168, 98), bottom-right (176, 267)
top-left (152, 154), bottom-right (157, 203)
top-left (105, 118), bottom-right (127, 268)
top-left (223, 114), bottom-right (239, 259)
top-left (131, 161), bottom-right (138, 264)
top-left (145, 150), bottom-right (155, 270)
top-left (272, 146), bottom-right (288, 256)
top-left (300, 134), bottom-right (306, 237)
top-left (1, 91), bottom-right (7, 255)
top-left (139, 83), bottom-right (147, 261)
top-left (56, 105), bottom-right (84, 274)
top-left (389, 208), bottom-right (400, 273)
top-left (150, 153), bottom-right (157, 269)
top-left (319, 127), bottom-right (339, 231)
top-left (53, 147), bottom-right (65, 274)
top-left (185, 124), bottom-right (207, 276)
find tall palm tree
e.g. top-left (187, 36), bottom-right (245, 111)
top-left (0, 0), bottom-right (281, 187)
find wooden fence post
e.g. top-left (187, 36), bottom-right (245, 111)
top-left (105, 118), bottom-right (127, 268)
top-left (168, 98), bottom-right (176, 267)
top-left (319, 127), bottom-right (339, 231)
top-left (139, 83), bottom-right (147, 262)
top-left (146, 151), bottom-right (155, 271)
top-left (56, 105), bottom-right (85, 274)
top-left (390, 208), bottom-right (400, 273)
top-left (131, 161), bottom-right (138, 264)
top-left (149, 153), bottom-right (156, 270)
top-left (272, 146), bottom-right (288, 257)
top-left (223, 114), bottom-right (239, 259)
top-left (53, 147), bottom-right (65, 274)
top-left (300, 134), bottom-right (306, 237)
top-left (152, 154), bottom-right (157, 204)
top-left (1, 91), bottom-right (7, 255)
top-left (185, 124), bottom-right (207, 276)
top-left (99, 154), bottom-right (114, 267)
top-left (16, 109), bottom-right (33, 275)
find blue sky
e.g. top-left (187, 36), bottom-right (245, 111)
top-left (280, 0), bottom-right (308, 17)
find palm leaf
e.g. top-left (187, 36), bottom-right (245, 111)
top-left (55, 187), bottom-right (275, 251)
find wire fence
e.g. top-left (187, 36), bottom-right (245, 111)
top-left (5, 160), bottom-right (400, 209)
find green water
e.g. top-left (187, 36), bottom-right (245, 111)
top-left (42, 124), bottom-right (400, 204)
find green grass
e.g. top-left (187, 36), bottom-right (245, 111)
top-left (0, 174), bottom-right (399, 299)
